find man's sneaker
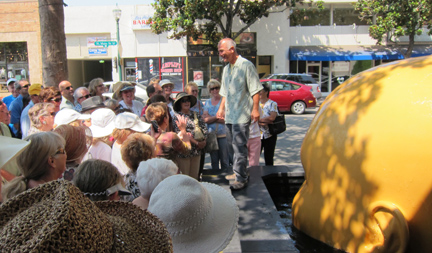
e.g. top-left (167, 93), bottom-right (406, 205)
top-left (225, 174), bottom-right (236, 180)
top-left (230, 180), bottom-right (248, 190)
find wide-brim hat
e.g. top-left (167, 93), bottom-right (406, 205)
top-left (54, 108), bottom-right (91, 127)
top-left (114, 112), bottom-right (151, 132)
top-left (173, 92), bottom-right (197, 112)
top-left (148, 174), bottom-right (239, 253)
top-left (89, 108), bottom-right (116, 138)
top-left (0, 180), bottom-right (173, 252)
top-left (159, 79), bottom-right (174, 89)
top-left (0, 136), bottom-right (30, 169)
top-left (81, 96), bottom-right (105, 113)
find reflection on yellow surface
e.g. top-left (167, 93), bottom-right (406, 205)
top-left (292, 56), bottom-right (432, 253)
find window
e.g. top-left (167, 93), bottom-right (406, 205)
top-left (290, 8), bottom-right (330, 26)
top-left (333, 8), bottom-right (368, 25)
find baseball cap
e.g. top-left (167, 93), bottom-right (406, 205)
top-left (54, 108), bottom-right (91, 127)
top-left (6, 78), bottom-right (16, 86)
top-left (28, 83), bottom-right (43, 96)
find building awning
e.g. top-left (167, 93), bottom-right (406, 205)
top-left (289, 45), bottom-right (406, 61)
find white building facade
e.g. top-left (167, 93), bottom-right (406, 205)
top-left (64, 0), bottom-right (432, 95)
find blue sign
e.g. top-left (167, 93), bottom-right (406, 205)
top-left (88, 48), bottom-right (108, 55)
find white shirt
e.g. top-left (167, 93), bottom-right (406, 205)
top-left (82, 141), bottom-right (112, 163)
top-left (119, 100), bottom-right (144, 116)
top-left (111, 141), bottom-right (130, 175)
top-left (20, 100), bottom-right (34, 139)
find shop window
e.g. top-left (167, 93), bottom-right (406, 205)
top-left (290, 8), bottom-right (330, 26)
top-left (160, 57), bottom-right (185, 92)
top-left (137, 57), bottom-right (160, 85)
top-left (0, 42), bottom-right (29, 87)
top-left (188, 57), bottom-right (210, 89)
top-left (333, 8), bottom-right (368, 26)
top-left (258, 56), bottom-right (271, 78)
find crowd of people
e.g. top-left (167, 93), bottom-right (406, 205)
top-left (0, 38), bottom-right (282, 251)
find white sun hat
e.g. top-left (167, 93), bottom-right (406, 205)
top-left (89, 108), bottom-right (116, 138)
top-left (114, 112), bottom-right (150, 132)
top-left (0, 136), bottom-right (31, 169)
top-left (54, 108), bottom-right (90, 127)
top-left (148, 174), bottom-right (239, 253)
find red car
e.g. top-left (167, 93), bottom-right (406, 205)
top-left (261, 79), bottom-right (316, 114)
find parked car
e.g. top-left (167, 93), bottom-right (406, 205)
top-left (264, 73), bottom-right (322, 99)
top-left (261, 79), bottom-right (317, 114)
top-left (103, 81), bottom-right (149, 103)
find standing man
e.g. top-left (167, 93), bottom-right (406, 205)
top-left (73, 87), bottom-right (90, 112)
top-left (58, 80), bottom-right (75, 110)
top-left (21, 83), bottom-right (42, 139)
top-left (2, 78), bottom-right (18, 109)
top-left (9, 79), bottom-right (30, 138)
top-left (216, 38), bottom-right (262, 190)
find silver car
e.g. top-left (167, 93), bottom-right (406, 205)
top-left (263, 73), bottom-right (322, 99)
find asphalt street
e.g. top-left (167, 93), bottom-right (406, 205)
top-left (203, 106), bottom-right (320, 171)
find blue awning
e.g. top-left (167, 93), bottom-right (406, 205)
top-left (289, 45), bottom-right (405, 61)
top-left (407, 44), bottom-right (432, 57)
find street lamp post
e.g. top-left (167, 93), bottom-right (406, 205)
top-left (113, 5), bottom-right (122, 81)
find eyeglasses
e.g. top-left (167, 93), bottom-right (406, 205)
top-left (53, 148), bottom-right (66, 156)
top-left (22, 84), bottom-right (30, 88)
top-left (51, 97), bottom-right (62, 103)
top-left (79, 94), bottom-right (90, 100)
top-left (64, 86), bottom-right (72, 90)
top-left (97, 84), bottom-right (104, 88)
top-left (164, 86), bottom-right (173, 90)
top-left (210, 87), bottom-right (220, 91)
top-left (181, 98), bottom-right (191, 103)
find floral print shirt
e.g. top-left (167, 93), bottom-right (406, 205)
top-left (173, 111), bottom-right (208, 158)
top-left (260, 99), bottom-right (279, 139)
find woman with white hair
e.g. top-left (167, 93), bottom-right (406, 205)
top-left (133, 158), bottom-right (178, 210)
top-left (27, 103), bottom-right (56, 136)
top-left (1, 132), bottom-right (66, 202)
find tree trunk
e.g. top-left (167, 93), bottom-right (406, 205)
top-left (404, 33), bottom-right (415, 58)
top-left (39, 0), bottom-right (68, 87)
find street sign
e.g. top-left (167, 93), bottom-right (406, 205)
top-left (94, 41), bottom-right (118, 47)
top-left (88, 48), bottom-right (108, 55)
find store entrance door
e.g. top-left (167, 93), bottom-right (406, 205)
top-left (306, 61), bottom-right (325, 95)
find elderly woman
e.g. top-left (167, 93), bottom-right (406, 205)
top-left (202, 79), bottom-right (229, 172)
top-left (27, 103), bottom-right (56, 136)
top-left (259, 83), bottom-right (280, 166)
top-left (159, 79), bottom-right (175, 112)
top-left (73, 159), bottom-right (130, 201)
top-left (0, 100), bottom-right (12, 137)
top-left (120, 133), bottom-right (155, 201)
top-left (39, 87), bottom-right (62, 112)
top-left (1, 132), bottom-right (66, 202)
top-left (53, 125), bottom-right (91, 181)
top-left (133, 158), bottom-right (178, 210)
top-left (82, 108), bottom-right (115, 162)
top-left (145, 102), bottom-right (190, 161)
top-left (172, 92), bottom-right (207, 180)
top-left (115, 82), bottom-right (144, 116)
top-left (88, 77), bottom-right (108, 102)
top-left (111, 112), bottom-right (151, 175)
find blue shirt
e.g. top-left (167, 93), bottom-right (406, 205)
top-left (190, 99), bottom-right (204, 115)
top-left (3, 94), bottom-right (17, 109)
top-left (203, 99), bottom-right (226, 136)
top-left (9, 94), bottom-right (24, 135)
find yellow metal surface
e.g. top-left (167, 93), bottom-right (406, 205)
top-left (293, 56), bottom-right (432, 253)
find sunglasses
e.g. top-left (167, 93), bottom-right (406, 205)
top-left (51, 97), bottom-right (62, 103)
top-left (79, 94), bottom-right (90, 100)
top-left (53, 148), bottom-right (66, 156)
top-left (210, 87), bottom-right (220, 91)
top-left (97, 84), bottom-right (104, 88)
top-left (22, 84), bottom-right (30, 88)
top-left (64, 86), bottom-right (72, 90)
top-left (181, 98), bottom-right (191, 103)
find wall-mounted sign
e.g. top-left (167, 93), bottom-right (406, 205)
top-left (87, 37), bottom-right (109, 47)
top-left (193, 71), bottom-right (204, 87)
top-left (88, 48), bottom-right (108, 55)
top-left (132, 15), bottom-right (153, 30)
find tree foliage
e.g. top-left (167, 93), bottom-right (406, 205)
top-left (355, 0), bottom-right (432, 58)
top-left (151, 0), bottom-right (308, 45)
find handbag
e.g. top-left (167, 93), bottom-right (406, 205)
top-left (193, 112), bottom-right (205, 141)
top-left (268, 109), bottom-right (286, 135)
top-left (205, 124), bottom-right (219, 153)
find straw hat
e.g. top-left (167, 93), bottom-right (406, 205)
top-left (173, 92), bottom-right (197, 112)
top-left (0, 136), bottom-right (30, 169)
top-left (0, 180), bottom-right (173, 252)
top-left (148, 174), bottom-right (239, 253)
top-left (89, 108), bottom-right (116, 138)
top-left (159, 79), bottom-right (174, 89)
top-left (54, 108), bottom-right (91, 127)
top-left (114, 112), bottom-right (150, 132)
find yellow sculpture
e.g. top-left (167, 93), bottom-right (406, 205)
top-left (292, 55), bottom-right (432, 253)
